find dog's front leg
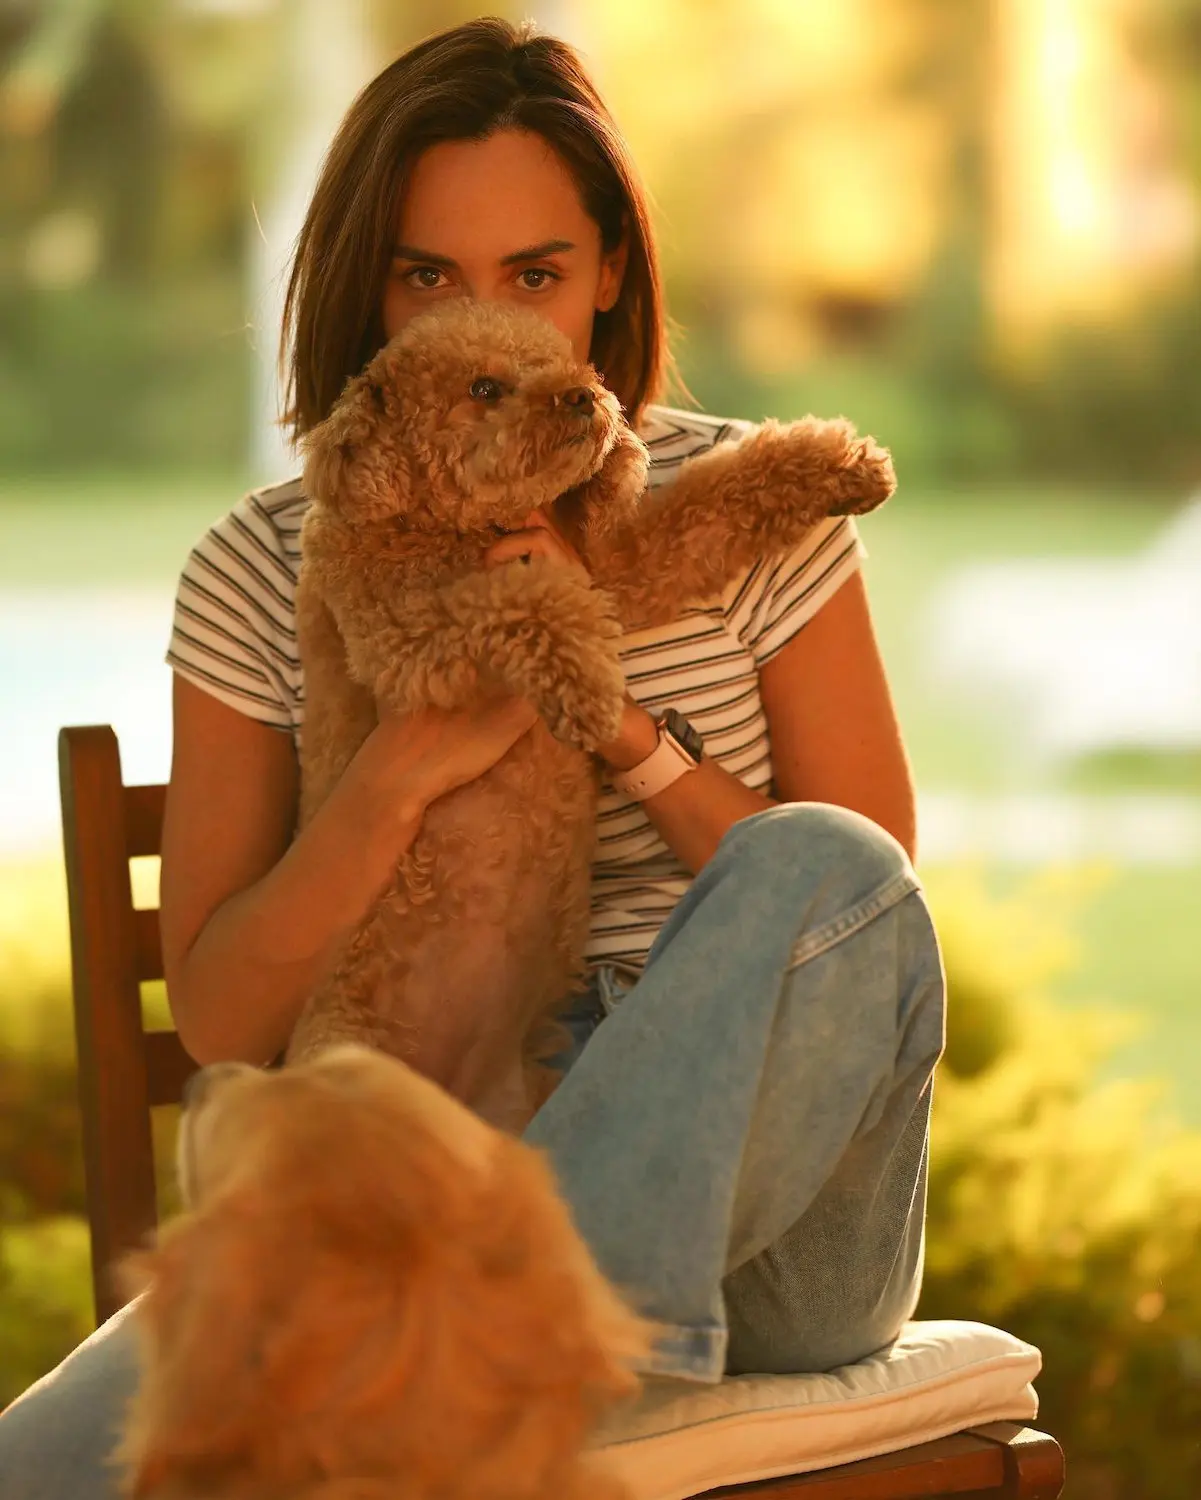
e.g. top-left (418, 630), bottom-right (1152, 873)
top-left (589, 415), bottom-right (895, 628)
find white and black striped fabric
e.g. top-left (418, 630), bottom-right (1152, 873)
top-left (166, 405), bottom-right (865, 975)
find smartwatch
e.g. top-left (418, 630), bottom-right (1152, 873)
top-left (610, 708), bottom-right (705, 801)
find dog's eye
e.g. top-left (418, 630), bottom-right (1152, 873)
top-left (469, 377), bottom-right (504, 403)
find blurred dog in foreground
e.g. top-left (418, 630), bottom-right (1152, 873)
top-left (114, 1045), bottom-right (654, 1500)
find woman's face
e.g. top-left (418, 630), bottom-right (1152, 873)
top-left (382, 128), bottom-right (627, 362)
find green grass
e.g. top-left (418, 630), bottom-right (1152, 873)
top-left (1061, 866), bottom-right (1201, 1091)
top-left (0, 470), bottom-right (252, 587)
top-left (857, 483), bottom-right (1181, 791)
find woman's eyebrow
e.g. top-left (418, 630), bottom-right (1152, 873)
top-left (392, 238), bottom-right (577, 268)
top-left (500, 239), bottom-right (576, 265)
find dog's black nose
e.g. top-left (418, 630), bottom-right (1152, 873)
top-left (560, 386), bottom-right (594, 417)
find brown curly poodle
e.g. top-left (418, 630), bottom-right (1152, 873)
top-left (114, 1045), bottom-right (653, 1500)
top-left (286, 298), bottom-right (894, 1126)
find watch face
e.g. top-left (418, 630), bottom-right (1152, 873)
top-left (663, 707), bottom-right (704, 763)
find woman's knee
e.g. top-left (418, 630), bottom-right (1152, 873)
top-left (715, 802), bottom-right (914, 910)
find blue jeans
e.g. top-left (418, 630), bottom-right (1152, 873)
top-left (0, 803), bottom-right (945, 1496)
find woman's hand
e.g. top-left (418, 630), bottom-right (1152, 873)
top-left (483, 508), bottom-right (590, 580)
top-left (353, 511), bottom-right (592, 824)
top-left (352, 698), bottom-right (540, 820)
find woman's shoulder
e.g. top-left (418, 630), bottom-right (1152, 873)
top-left (174, 475), bottom-right (308, 662)
top-left (180, 475), bottom-right (308, 602)
top-left (638, 404), bottom-right (756, 488)
top-left (168, 477), bottom-right (308, 731)
top-left (205, 475), bottom-right (308, 568)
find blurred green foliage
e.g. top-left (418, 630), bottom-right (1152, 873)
top-left (0, 860), bottom-right (176, 1403)
top-left (1, 858), bottom-right (1200, 1498)
top-left (1, 1), bottom-right (256, 474)
top-left (4, 1), bottom-right (1201, 482)
top-left (679, 264), bottom-right (1201, 489)
top-left (0, 276), bottom-right (250, 471)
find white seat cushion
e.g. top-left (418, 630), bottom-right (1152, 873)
top-left (593, 1319), bottom-right (1042, 1500)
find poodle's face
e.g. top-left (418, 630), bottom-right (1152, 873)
top-left (117, 1046), bottom-right (650, 1498)
top-left (303, 299), bottom-right (634, 533)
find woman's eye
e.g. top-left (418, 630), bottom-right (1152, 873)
top-left (470, 377), bottom-right (504, 402)
top-left (518, 267), bottom-right (559, 291)
top-left (404, 266), bottom-right (447, 290)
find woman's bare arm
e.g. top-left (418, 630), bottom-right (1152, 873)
top-left (597, 573), bottom-right (916, 871)
top-left (160, 675), bottom-right (536, 1066)
top-left (758, 571), bottom-right (917, 858)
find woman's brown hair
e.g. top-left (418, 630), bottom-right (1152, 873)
top-left (280, 15), bottom-right (678, 440)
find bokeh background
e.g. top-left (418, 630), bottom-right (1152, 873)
top-left (1, 2), bottom-right (1199, 1493)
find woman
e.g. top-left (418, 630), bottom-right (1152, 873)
top-left (0, 17), bottom-right (944, 1496)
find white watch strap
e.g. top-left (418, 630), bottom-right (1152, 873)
top-left (610, 726), bottom-right (699, 801)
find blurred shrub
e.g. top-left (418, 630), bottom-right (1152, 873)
top-left (2, 855), bottom-right (1200, 1498)
top-left (0, 1218), bottom-right (94, 1406)
top-left (0, 860), bottom-right (176, 1408)
top-left (0, 863), bottom-right (88, 1228)
top-left (1002, 290), bottom-right (1201, 490)
top-left (921, 867), bottom-right (1201, 1500)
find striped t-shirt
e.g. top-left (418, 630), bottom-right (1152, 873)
top-left (166, 404), bottom-right (865, 976)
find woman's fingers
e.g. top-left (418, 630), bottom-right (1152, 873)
top-left (379, 696), bottom-right (540, 804)
top-left (484, 529), bottom-right (552, 566)
top-left (484, 518), bottom-right (589, 578)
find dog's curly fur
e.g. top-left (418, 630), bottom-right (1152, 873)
top-left (114, 1046), bottom-right (654, 1500)
top-left (286, 298), bottom-right (895, 1123)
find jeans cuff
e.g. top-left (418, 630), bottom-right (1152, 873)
top-left (634, 1318), bottom-right (728, 1384)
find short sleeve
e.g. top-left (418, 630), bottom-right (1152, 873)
top-left (726, 515), bottom-right (867, 668)
top-left (165, 494), bottom-right (299, 730)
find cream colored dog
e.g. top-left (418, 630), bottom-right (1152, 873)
top-left (115, 1046), bottom-right (652, 1499)
top-left (286, 298), bottom-right (894, 1123)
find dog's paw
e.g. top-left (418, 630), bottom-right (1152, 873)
top-left (759, 416), bottom-right (896, 519)
top-left (469, 563), bottom-right (626, 749)
top-left (537, 649), bottom-right (627, 750)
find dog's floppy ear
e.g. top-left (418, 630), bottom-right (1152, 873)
top-left (573, 423), bottom-right (650, 561)
top-left (302, 364), bottom-right (414, 525)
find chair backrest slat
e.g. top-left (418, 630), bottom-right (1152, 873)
top-left (133, 906), bottom-right (163, 982)
top-left (123, 783), bottom-right (165, 858)
top-left (145, 1029), bottom-right (198, 1109)
top-left (58, 725), bottom-right (191, 1324)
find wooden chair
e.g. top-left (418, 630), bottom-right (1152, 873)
top-left (57, 723), bottom-right (1065, 1499)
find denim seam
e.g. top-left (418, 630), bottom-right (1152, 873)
top-left (785, 868), bottom-right (922, 972)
